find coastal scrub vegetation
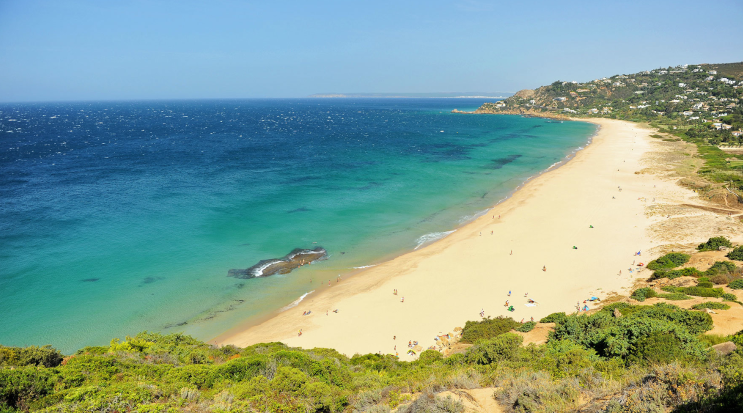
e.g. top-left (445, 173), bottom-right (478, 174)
top-left (2, 303), bottom-right (743, 412)
top-left (646, 252), bottom-right (690, 271)
top-left (698, 236), bottom-right (734, 252)
top-left (728, 246), bottom-right (743, 261)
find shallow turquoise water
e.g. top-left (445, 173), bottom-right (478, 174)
top-left (0, 99), bottom-right (596, 353)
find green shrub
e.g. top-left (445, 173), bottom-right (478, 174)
top-left (662, 285), bottom-right (682, 293)
top-left (691, 302), bottom-right (731, 310)
top-left (516, 322), bottom-right (536, 332)
top-left (729, 279), bottom-right (743, 289)
top-left (627, 332), bottom-right (687, 364)
top-left (705, 261), bottom-right (737, 276)
top-left (722, 293), bottom-right (738, 302)
top-left (460, 316), bottom-right (520, 343)
top-left (658, 293), bottom-right (693, 300)
top-left (417, 350), bottom-right (442, 365)
top-left (697, 236), bottom-right (733, 251)
top-left (465, 333), bottom-right (523, 364)
top-left (683, 286), bottom-right (724, 298)
top-left (552, 304), bottom-right (712, 362)
top-left (539, 312), bottom-right (567, 324)
top-left (646, 253), bottom-right (690, 271)
top-left (653, 267), bottom-right (704, 279)
top-left (631, 287), bottom-right (658, 302)
top-left (0, 367), bottom-right (58, 410)
top-left (728, 246), bottom-right (743, 261)
top-left (697, 280), bottom-right (714, 288)
top-left (0, 345), bottom-right (63, 368)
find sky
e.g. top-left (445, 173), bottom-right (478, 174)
top-left (0, 0), bottom-right (741, 102)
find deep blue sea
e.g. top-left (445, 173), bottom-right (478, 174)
top-left (0, 99), bottom-right (596, 353)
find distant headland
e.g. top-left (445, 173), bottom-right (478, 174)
top-left (307, 92), bottom-right (513, 98)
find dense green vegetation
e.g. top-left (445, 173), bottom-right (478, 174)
top-left (728, 246), bottom-right (743, 261)
top-left (2, 302), bottom-right (742, 412)
top-left (460, 317), bottom-right (520, 343)
top-left (651, 259), bottom-right (740, 283)
top-left (646, 252), bottom-right (690, 271)
top-left (691, 302), bottom-right (731, 311)
top-left (698, 236), bottom-right (734, 252)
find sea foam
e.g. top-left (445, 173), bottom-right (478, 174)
top-left (415, 230), bottom-right (456, 250)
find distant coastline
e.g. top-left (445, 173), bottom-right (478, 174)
top-left (307, 92), bottom-right (512, 99)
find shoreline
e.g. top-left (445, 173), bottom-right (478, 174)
top-left (211, 119), bottom-right (599, 343)
top-left (214, 118), bottom-right (717, 360)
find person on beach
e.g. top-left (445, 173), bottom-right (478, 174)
top-left (401, 297), bottom-right (405, 303)
top-left (525, 292), bottom-right (528, 297)
top-left (326, 310), bottom-right (328, 316)
top-left (298, 329), bottom-right (302, 336)
top-left (542, 266), bottom-right (546, 272)
top-left (333, 309), bottom-right (338, 313)
top-left (508, 290), bottom-right (511, 296)
top-left (505, 300), bottom-right (509, 307)
top-left (510, 250), bottom-right (512, 255)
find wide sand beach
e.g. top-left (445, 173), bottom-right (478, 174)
top-left (215, 118), bottom-right (738, 360)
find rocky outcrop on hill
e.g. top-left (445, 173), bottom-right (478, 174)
top-left (514, 89), bottom-right (536, 99)
top-left (228, 247), bottom-right (328, 279)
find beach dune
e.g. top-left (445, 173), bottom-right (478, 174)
top-left (216, 119), bottom-right (694, 360)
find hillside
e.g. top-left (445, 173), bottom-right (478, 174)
top-left (474, 62), bottom-right (743, 204)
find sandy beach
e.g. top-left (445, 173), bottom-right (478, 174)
top-left (216, 118), bottom-right (743, 360)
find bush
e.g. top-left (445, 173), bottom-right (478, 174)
top-left (628, 332), bottom-right (687, 364)
top-left (516, 322), bottom-right (536, 333)
top-left (465, 334), bottom-right (523, 365)
top-left (551, 307), bottom-right (710, 361)
top-left (631, 287), bottom-right (658, 302)
top-left (728, 246), bottom-right (743, 261)
top-left (417, 350), bottom-right (442, 365)
top-left (705, 261), bottom-right (737, 276)
top-left (460, 316), bottom-right (520, 343)
top-left (683, 286), bottom-right (724, 298)
top-left (722, 293), bottom-right (738, 301)
top-left (646, 253), bottom-right (690, 271)
top-left (539, 312), bottom-right (567, 324)
top-left (729, 279), bottom-right (743, 289)
top-left (0, 345), bottom-right (63, 368)
top-left (698, 236), bottom-right (733, 251)
top-left (691, 302), bottom-right (731, 310)
top-left (653, 267), bottom-right (704, 280)
top-left (658, 293), bottom-right (692, 300)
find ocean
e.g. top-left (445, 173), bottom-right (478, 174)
top-left (0, 99), bottom-right (596, 353)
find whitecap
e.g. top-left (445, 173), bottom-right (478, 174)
top-left (281, 290), bottom-right (314, 311)
top-left (415, 230), bottom-right (456, 250)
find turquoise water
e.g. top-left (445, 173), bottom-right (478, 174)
top-left (0, 99), bottom-right (596, 353)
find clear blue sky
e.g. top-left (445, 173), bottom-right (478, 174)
top-left (1, 0), bottom-right (741, 102)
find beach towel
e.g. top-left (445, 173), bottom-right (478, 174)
top-left (525, 303), bottom-right (537, 307)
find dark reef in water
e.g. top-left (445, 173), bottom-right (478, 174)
top-left (228, 247), bottom-right (328, 279)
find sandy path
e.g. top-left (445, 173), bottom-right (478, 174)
top-left (215, 119), bottom-right (704, 360)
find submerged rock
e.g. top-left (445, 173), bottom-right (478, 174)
top-left (228, 247), bottom-right (328, 279)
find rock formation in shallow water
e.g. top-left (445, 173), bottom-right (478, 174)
top-left (228, 247), bottom-right (327, 279)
